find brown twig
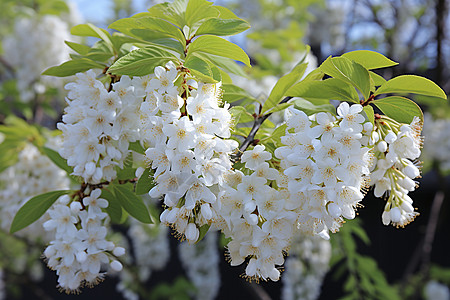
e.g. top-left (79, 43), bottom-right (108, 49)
top-left (231, 96), bottom-right (292, 163)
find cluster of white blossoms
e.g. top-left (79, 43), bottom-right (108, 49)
top-left (281, 235), bottom-right (331, 300)
top-left (143, 62), bottom-right (238, 243)
top-left (213, 144), bottom-right (297, 281)
top-left (58, 70), bottom-right (143, 184)
top-left (422, 113), bottom-right (450, 171)
top-left (0, 143), bottom-right (70, 240)
top-left (43, 189), bottom-right (125, 292)
top-left (275, 103), bottom-right (373, 239)
top-left (369, 115), bottom-right (423, 227)
top-left (2, 14), bottom-right (72, 101)
top-left (178, 232), bottom-right (221, 300)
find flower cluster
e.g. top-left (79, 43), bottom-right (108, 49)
top-left (58, 70), bottom-right (142, 184)
top-left (370, 115), bottom-right (423, 227)
top-left (281, 235), bottom-right (331, 300)
top-left (143, 62), bottom-right (237, 243)
top-left (275, 103), bottom-right (372, 239)
top-left (213, 145), bottom-right (297, 281)
top-left (2, 14), bottom-right (72, 101)
top-left (0, 143), bottom-right (70, 240)
top-left (43, 189), bottom-right (125, 292)
top-left (178, 231), bottom-right (221, 300)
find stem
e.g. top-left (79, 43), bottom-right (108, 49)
top-left (231, 96), bottom-right (292, 162)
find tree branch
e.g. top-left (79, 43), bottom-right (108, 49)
top-left (231, 96), bottom-right (292, 163)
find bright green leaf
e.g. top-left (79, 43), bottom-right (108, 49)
top-left (373, 96), bottom-right (423, 123)
top-left (129, 141), bottom-right (146, 155)
top-left (147, 0), bottom-right (188, 29)
top-left (374, 75), bottom-right (447, 100)
top-left (320, 56), bottom-right (371, 100)
top-left (185, 54), bottom-right (221, 83)
top-left (113, 184), bottom-right (152, 223)
top-left (293, 99), bottom-right (335, 116)
top-left (199, 53), bottom-right (247, 77)
top-left (342, 50), bottom-right (398, 70)
top-left (187, 35), bottom-right (251, 67)
top-left (10, 190), bottom-right (72, 233)
top-left (136, 168), bottom-right (155, 195)
top-left (108, 46), bottom-right (178, 76)
top-left (222, 84), bottom-right (257, 103)
top-left (185, 0), bottom-right (218, 28)
top-left (265, 102), bottom-right (293, 114)
top-left (71, 23), bottom-right (113, 49)
top-left (42, 59), bottom-right (105, 77)
top-left (287, 78), bottom-right (360, 103)
top-left (262, 63), bottom-right (308, 113)
top-left (64, 41), bottom-right (91, 55)
top-left (109, 16), bottom-right (186, 45)
top-left (363, 105), bottom-right (375, 126)
top-left (195, 18), bottom-right (250, 36)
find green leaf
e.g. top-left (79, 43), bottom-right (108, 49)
top-left (214, 5), bottom-right (241, 19)
top-left (101, 188), bottom-right (123, 224)
top-left (185, 0), bottom-right (219, 28)
top-left (363, 105), bottom-right (375, 126)
top-left (71, 23), bottom-right (113, 48)
top-left (117, 167), bottom-right (137, 180)
top-left (42, 59), bottom-right (105, 77)
top-left (108, 46), bottom-right (178, 76)
top-left (147, 0), bottom-right (188, 29)
top-left (195, 224), bottom-right (211, 243)
top-left (374, 75), bottom-right (447, 100)
top-left (369, 71), bottom-right (386, 86)
top-left (199, 53), bottom-right (247, 77)
top-left (293, 99), bottom-right (335, 116)
top-left (373, 96), bottom-right (423, 124)
top-left (265, 102), bottom-right (293, 114)
top-left (320, 56), bottom-right (371, 100)
top-left (262, 63), bottom-right (308, 113)
top-left (287, 78), bottom-right (360, 103)
top-left (64, 41), bottom-right (91, 55)
top-left (109, 16), bottom-right (186, 46)
top-left (42, 147), bottom-right (73, 175)
top-left (222, 84), bottom-right (257, 103)
top-left (342, 50), bottom-right (398, 70)
top-left (10, 190), bottom-right (72, 233)
top-left (136, 168), bottom-right (155, 195)
top-left (195, 18), bottom-right (250, 36)
top-left (184, 54), bottom-right (221, 83)
top-left (229, 106), bottom-right (253, 124)
top-left (187, 35), bottom-right (251, 67)
top-left (129, 141), bottom-right (146, 155)
top-left (113, 184), bottom-right (152, 223)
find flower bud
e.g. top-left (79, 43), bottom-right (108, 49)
top-left (390, 207), bottom-right (401, 223)
top-left (403, 164), bottom-right (420, 179)
top-left (400, 201), bottom-right (414, 214)
top-left (185, 223), bottom-right (199, 243)
top-left (327, 202), bottom-right (342, 218)
top-left (385, 131), bottom-right (397, 144)
top-left (377, 141), bottom-right (388, 153)
top-left (399, 177), bottom-right (416, 191)
top-left (110, 260), bottom-right (123, 272)
top-left (113, 247), bottom-right (126, 257)
top-left (70, 201), bottom-right (82, 213)
top-left (382, 210), bottom-right (391, 225)
top-left (201, 203), bottom-right (213, 220)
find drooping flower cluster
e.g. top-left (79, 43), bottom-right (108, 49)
top-left (58, 70), bottom-right (142, 184)
top-left (142, 62), bottom-right (238, 243)
top-left (422, 113), bottom-right (450, 171)
top-left (213, 145), bottom-right (297, 281)
top-left (275, 103), bottom-right (373, 239)
top-left (43, 189), bottom-right (125, 292)
top-left (281, 235), bottom-right (331, 300)
top-left (370, 115), bottom-right (423, 227)
top-left (178, 231), bottom-right (221, 300)
top-left (0, 143), bottom-right (70, 240)
top-left (2, 14), bottom-right (72, 101)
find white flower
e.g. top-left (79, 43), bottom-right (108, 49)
top-left (241, 145), bottom-right (272, 170)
